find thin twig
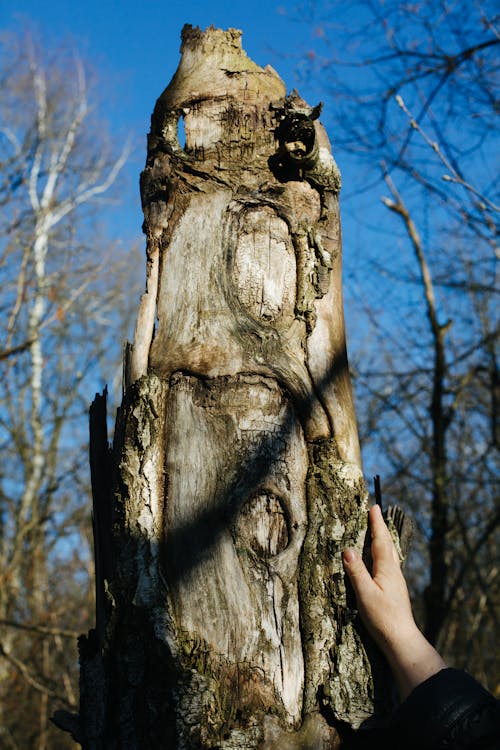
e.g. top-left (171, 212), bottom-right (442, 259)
top-left (395, 95), bottom-right (500, 213)
top-left (0, 641), bottom-right (76, 708)
top-left (0, 618), bottom-right (80, 639)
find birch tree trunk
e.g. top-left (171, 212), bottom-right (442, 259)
top-left (78, 25), bottom-right (387, 749)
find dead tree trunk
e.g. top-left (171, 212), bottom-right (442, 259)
top-left (77, 25), bottom-right (390, 749)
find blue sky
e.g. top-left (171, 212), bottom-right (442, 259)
top-left (1, 0), bottom-right (388, 272)
top-left (1, 0), bottom-right (314, 126)
top-left (0, 0), bottom-right (434, 481)
top-left (1, 1), bottom-right (334, 241)
top-left (4, 0), bottom-right (496, 485)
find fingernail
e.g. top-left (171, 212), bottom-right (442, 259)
top-left (343, 548), bottom-right (357, 563)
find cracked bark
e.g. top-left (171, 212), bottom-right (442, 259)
top-left (77, 25), bottom-right (390, 750)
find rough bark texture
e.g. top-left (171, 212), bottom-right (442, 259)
top-left (78, 25), bottom-right (388, 749)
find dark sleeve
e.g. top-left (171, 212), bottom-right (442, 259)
top-left (391, 668), bottom-right (500, 750)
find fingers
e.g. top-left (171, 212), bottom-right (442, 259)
top-left (370, 504), bottom-right (400, 575)
top-left (369, 503), bottom-right (390, 539)
top-left (343, 548), bottom-right (374, 601)
top-left (343, 505), bottom-right (401, 601)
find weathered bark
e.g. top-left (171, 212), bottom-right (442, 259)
top-left (78, 25), bottom-right (390, 749)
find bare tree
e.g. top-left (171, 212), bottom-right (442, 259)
top-left (0, 30), bottom-right (138, 749)
top-left (296, 0), bottom-right (499, 686)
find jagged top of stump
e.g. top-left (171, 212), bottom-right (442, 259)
top-left (155, 24), bottom-right (286, 111)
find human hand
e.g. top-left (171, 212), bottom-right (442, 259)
top-left (343, 504), bottom-right (415, 650)
top-left (343, 504), bottom-right (446, 699)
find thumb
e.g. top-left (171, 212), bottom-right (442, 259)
top-left (343, 548), bottom-right (374, 600)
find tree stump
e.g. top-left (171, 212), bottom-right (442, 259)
top-left (79, 25), bottom-right (384, 750)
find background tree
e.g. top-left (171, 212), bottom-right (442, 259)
top-left (296, 0), bottom-right (499, 690)
top-left (0, 30), bottom-right (140, 749)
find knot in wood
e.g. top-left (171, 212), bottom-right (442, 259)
top-left (233, 490), bottom-right (289, 558)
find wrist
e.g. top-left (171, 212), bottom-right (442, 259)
top-left (382, 625), bottom-right (447, 701)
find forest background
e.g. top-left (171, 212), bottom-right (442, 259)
top-left (0, 1), bottom-right (498, 748)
